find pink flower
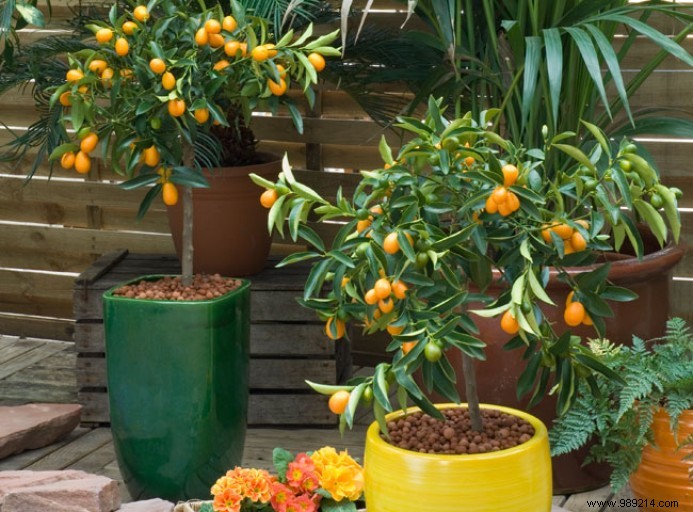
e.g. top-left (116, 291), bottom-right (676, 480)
top-left (286, 453), bottom-right (317, 492)
top-left (270, 481), bottom-right (294, 512)
top-left (287, 493), bottom-right (317, 512)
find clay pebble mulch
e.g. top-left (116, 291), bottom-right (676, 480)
top-left (112, 275), bottom-right (242, 301)
top-left (384, 407), bottom-right (535, 455)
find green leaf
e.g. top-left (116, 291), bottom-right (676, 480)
top-left (276, 251), bottom-right (321, 267)
top-left (583, 23), bottom-right (633, 126)
top-left (119, 173), bottom-right (160, 190)
top-left (600, 286), bottom-right (638, 302)
top-left (633, 198), bottom-right (666, 247)
top-left (344, 382), bottom-right (366, 429)
top-left (298, 225), bottom-right (326, 252)
top-left (605, 14), bottom-right (693, 67)
top-left (267, 194), bottom-right (288, 236)
top-left (516, 352), bottom-right (541, 400)
top-left (249, 173), bottom-right (275, 189)
top-left (521, 36), bottom-right (543, 127)
top-left (373, 364), bottom-right (392, 412)
top-left (610, 165), bottom-right (633, 210)
top-left (272, 447), bottom-right (294, 480)
top-left (15, 2), bottom-right (45, 26)
top-left (378, 135), bottom-right (393, 164)
top-left (373, 399), bottom-right (389, 437)
top-left (528, 269), bottom-right (555, 305)
top-left (575, 263), bottom-right (611, 291)
top-left (552, 143), bottom-right (595, 172)
top-left (327, 250), bottom-right (355, 268)
top-left (565, 26), bottom-right (610, 118)
top-left (304, 258), bottom-right (332, 299)
top-left (305, 380), bottom-right (354, 395)
top-left (654, 184), bottom-right (681, 243)
top-left (543, 28), bottom-right (563, 128)
top-left (581, 120), bottom-right (610, 157)
top-left (431, 223), bottom-right (475, 251)
top-left (574, 354), bottom-right (626, 385)
top-left (286, 101), bottom-right (304, 134)
top-left (291, 22), bottom-right (314, 47)
top-left (170, 167), bottom-right (210, 188)
top-left (288, 198), bottom-right (307, 241)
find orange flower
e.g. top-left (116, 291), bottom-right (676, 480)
top-left (212, 488), bottom-right (242, 512)
top-left (270, 481), bottom-right (293, 512)
top-left (242, 468), bottom-right (273, 502)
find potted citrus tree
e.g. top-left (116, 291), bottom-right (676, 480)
top-left (551, 317), bottom-right (693, 511)
top-left (32, 0), bottom-right (338, 502)
top-left (250, 98), bottom-right (681, 511)
top-left (329, 0), bottom-right (692, 493)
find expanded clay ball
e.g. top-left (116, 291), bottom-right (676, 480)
top-left (113, 274), bottom-right (241, 301)
top-left (382, 408), bottom-right (535, 455)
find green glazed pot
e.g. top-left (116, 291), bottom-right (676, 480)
top-left (103, 276), bottom-right (251, 501)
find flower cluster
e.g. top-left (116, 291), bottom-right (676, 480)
top-left (210, 447), bottom-right (363, 512)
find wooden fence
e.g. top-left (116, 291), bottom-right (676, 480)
top-left (0, 0), bottom-right (692, 344)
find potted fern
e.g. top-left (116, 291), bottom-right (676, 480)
top-left (551, 317), bottom-right (693, 510)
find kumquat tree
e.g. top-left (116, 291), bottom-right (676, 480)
top-left (41, 0), bottom-right (339, 284)
top-left (251, 98), bottom-right (682, 433)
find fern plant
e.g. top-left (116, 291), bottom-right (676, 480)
top-left (550, 317), bottom-right (693, 490)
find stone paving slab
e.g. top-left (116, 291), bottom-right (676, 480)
top-left (0, 470), bottom-right (119, 512)
top-left (0, 404), bottom-right (82, 460)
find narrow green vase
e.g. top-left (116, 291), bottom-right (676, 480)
top-left (103, 276), bottom-right (251, 501)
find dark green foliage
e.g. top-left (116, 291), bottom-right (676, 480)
top-left (550, 317), bottom-right (693, 490)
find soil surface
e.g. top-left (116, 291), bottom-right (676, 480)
top-left (384, 407), bottom-right (535, 455)
top-left (113, 274), bottom-right (242, 301)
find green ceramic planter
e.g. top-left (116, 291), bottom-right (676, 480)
top-left (103, 276), bottom-right (251, 501)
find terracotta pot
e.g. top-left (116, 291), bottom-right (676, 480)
top-left (167, 153), bottom-right (281, 277)
top-left (448, 232), bottom-right (685, 493)
top-left (364, 403), bottom-right (552, 512)
top-left (629, 408), bottom-right (693, 511)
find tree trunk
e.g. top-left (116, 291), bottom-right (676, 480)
top-left (461, 352), bottom-right (483, 431)
top-left (181, 145), bottom-right (194, 286)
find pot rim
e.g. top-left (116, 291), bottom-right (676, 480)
top-left (366, 402), bottom-right (548, 461)
top-left (102, 274), bottom-right (251, 304)
top-left (202, 152), bottom-right (282, 176)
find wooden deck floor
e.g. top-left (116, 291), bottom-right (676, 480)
top-left (0, 335), bottom-right (637, 511)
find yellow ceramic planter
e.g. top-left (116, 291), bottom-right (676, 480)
top-left (364, 403), bottom-right (552, 512)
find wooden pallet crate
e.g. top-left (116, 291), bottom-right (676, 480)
top-left (73, 249), bottom-right (351, 426)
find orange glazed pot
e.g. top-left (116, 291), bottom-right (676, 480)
top-left (629, 408), bottom-right (693, 512)
top-left (167, 153), bottom-right (281, 277)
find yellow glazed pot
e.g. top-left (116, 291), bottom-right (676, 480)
top-left (364, 403), bottom-right (552, 512)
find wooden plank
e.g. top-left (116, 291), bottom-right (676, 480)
top-left (0, 427), bottom-right (92, 470)
top-left (0, 270), bottom-right (75, 318)
top-left (0, 223), bottom-right (173, 262)
top-left (604, 485), bottom-right (639, 512)
top-left (25, 427), bottom-right (113, 470)
top-left (75, 321), bottom-right (331, 355)
top-left (0, 337), bottom-right (44, 364)
top-left (562, 486), bottom-right (615, 512)
top-left (76, 357), bottom-right (338, 390)
top-left (66, 441), bottom-right (117, 474)
top-left (78, 391), bottom-right (335, 425)
top-left (248, 394), bottom-right (334, 425)
top-left (251, 291), bottom-right (316, 322)
top-left (0, 314), bottom-right (74, 341)
top-left (0, 340), bottom-right (70, 380)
